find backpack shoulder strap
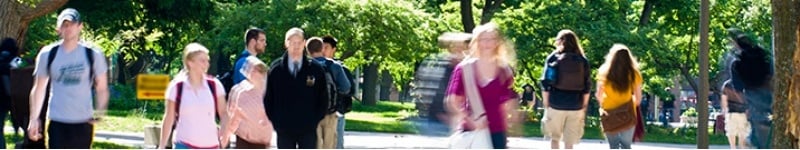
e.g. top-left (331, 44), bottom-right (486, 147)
top-left (175, 82), bottom-right (184, 118)
top-left (47, 46), bottom-right (59, 75)
top-left (207, 79), bottom-right (219, 116)
top-left (85, 48), bottom-right (95, 81)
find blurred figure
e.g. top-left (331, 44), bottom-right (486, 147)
top-left (727, 28), bottom-right (773, 149)
top-left (595, 44), bottom-right (642, 149)
top-left (720, 79), bottom-right (749, 149)
top-left (540, 30), bottom-right (591, 149)
top-left (0, 37), bottom-right (20, 149)
top-left (446, 22), bottom-right (520, 149)
top-left (225, 56), bottom-right (272, 148)
top-left (158, 43), bottom-right (231, 149)
top-left (413, 32), bottom-right (470, 124)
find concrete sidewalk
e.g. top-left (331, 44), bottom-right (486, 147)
top-left (5, 125), bottom-right (728, 149)
top-left (90, 130), bottom-right (726, 149)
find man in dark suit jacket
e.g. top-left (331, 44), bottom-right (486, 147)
top-left (264, 27), bottom-right (329, 149)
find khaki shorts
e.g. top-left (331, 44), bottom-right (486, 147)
top-left (541, 107), bottom-right (585, 145)
top-left (725, 113), bottom-right (750, 138)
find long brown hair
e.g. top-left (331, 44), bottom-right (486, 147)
top-left (599, 44), bottom-right (640, 93)
top-left (555, 29), bottom-right (584, 56)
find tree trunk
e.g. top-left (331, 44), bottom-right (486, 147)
top-left (696, 0), bottom-right (710, 148)
top-left (362, 63), bottom-right (379, 106)
top-left (770, 0), bottom-right (800, 148)
top-left (638, 0), bottom-right (655, 27)
top-left (380, 70), bottom-right (392, 101)
top-left (460, 0), bottom-right (475, 33)
top-left (479, 0), bottom-right (503, 25)
top-left (0, 0), bottom-right (69, 53)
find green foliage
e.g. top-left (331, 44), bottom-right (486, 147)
top-left (202, 0), bottom-right (442, 90)
top-left (108, 84), bottom-right (165, 113)
top-left (682, 107), bottom-right (698, 117)
top-left (491, 0), bottom-right (771, 100)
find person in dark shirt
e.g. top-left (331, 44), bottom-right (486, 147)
top-left (540, 30), bottom-right (591, 149)
top-left (520, 84), bottom-right (535, 109)
top-left (264, 28), bottom-right (330, 149)
top-left (727, 28), bottom-right (773, 149)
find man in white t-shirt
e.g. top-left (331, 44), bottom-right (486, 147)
top-left (27, 8), bottom-right (110, 149)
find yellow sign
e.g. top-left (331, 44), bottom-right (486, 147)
top-left (136, 74), bottom-right (170, 100)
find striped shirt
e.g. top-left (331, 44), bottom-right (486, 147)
top-left (229, 81), bottom-right (272, 144)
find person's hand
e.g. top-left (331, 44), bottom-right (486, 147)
top-left (220, 135), bottom-right (230, 148)
top-left (27, 119), bottom-right (42, 141)
top-left (229, 106), bottom-right (249, 122)
top-left (461, 116), bottom-right (488, 131)
top-left (599, 108), bottom-right (608, 116)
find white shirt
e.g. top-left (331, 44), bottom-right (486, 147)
top-left (165, 76), bottom-right (226, 147)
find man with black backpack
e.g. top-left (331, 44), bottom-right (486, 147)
top-left (27, 8), bottom-right (110, 149)
top-left (308, 37), bottom-right (350, 149)
top-left (322, 35), bottom-right (354, 149)
top-left (540, 30), bottom-right (591, 149)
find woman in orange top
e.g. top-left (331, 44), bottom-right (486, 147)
top-left (594, 44), bottom-right (642, 149)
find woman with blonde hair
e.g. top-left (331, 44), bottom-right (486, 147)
top-left (595, 44), bottom-right (642, 149)
top-left (159, 43), bottom-right (231, 149)
top-left (446, 22), bottom-right (520, 149)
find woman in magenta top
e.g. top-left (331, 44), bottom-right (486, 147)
top-left (446, 22), bottom-right (520, 149)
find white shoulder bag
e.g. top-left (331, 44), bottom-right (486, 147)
top-left (448, 58), bottom-right (493, 149)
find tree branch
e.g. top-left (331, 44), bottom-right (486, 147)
top-left (638, 0), bottom-right (655, 27)
top-left (460, 0), bottom-right (475, 33)
top-left (480, 0), bottom-right (504, 24)
top-left (21, 0), bottom-right (69, 21)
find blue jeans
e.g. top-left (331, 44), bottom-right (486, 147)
top-left (174, 142), bottom-right (190, 149)
top-left (0, 110), bottom-right (7, 149)
top-left (605, 127), bottom-right (635, 149)
top-left (336, 114), bottom-right (345, 149)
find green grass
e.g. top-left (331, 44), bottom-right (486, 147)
top-left (4, 134), bottom-right (134, 149)
top-left (508, 115), bottom-right (728, 145)
top-left (96, 110), bottom-right (161, 133)
top-left (345, 101), bottom-right (417, 134)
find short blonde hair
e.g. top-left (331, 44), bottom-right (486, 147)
top-left (182, 43), bottom-right (210, 72)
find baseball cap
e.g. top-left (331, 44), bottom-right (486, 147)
top-left (57, 8), bottom-right (81, 28)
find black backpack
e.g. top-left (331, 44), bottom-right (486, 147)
top-left (218, 54), bottom-right (245, 95)
top-left (16, 45), bottom-right (96, 149)
top-left (337, 62), bottom-right (356, 113)
top-left (549, 52), bottom-right (586, 91)
top-left (319, 60), bottom-right (339, 114)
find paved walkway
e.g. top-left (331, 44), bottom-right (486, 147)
top-left (91, 130), bottom-right (726, 149)
top-left (6, 127), bottom-right (728, 149)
